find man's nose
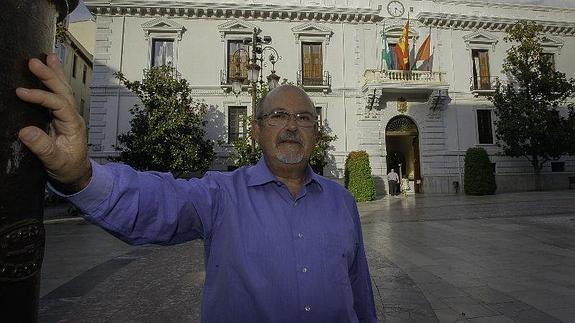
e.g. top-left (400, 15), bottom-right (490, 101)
top-left (285, 114), bottom-right (299, 130)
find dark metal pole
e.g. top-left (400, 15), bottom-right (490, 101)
top-left (0, 0), bottom-right (78, 321)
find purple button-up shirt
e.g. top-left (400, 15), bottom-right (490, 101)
top-left (63, 158), bottom-right (378, 323)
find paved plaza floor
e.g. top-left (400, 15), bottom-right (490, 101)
top-left (39, 190), bottom-right (575, 322)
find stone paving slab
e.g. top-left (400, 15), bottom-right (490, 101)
top-left (39, 190), bottom-right (575, 322)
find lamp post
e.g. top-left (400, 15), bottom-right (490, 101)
top-left (230, 27), bottom-right (281, 151)
top-left (1, 1), bottom-right (78, 321)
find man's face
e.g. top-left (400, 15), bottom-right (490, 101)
top-left (253, 86), bottom-right (318, 167)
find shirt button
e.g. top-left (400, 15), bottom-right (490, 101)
top-left (297, 233), bottom-right (304, 239)
top-left (301, 267), bottom-right (308, 273)
top-left (304, 305), bottom-right (311, 312)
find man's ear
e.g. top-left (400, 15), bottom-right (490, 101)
top-left (251, 118), bottom-right (261, 144)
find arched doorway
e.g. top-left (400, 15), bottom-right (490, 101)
top-left (385, 116), bottom-right (422, 193)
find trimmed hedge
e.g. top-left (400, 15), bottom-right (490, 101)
top-left (344, 151), bottom-right (376, 202)
top-left (464, 147), bottom-right (497, 195)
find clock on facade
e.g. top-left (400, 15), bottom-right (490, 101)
top-left (387, 0), bottom-right (405, 17)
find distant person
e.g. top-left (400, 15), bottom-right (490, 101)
top-left (387, 168), bottom-right (399, 196)
top-left (16, 54), bottom-right (378, 323)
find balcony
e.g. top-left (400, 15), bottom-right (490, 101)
top-left (470, 76), bottom-right (499, 96)
top-left (297, 70), bottom-right (331, 93)
top-left (362, 69), bottom-right (449, 102)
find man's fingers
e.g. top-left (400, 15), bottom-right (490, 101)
top-left (46, 54), bottom-right (67, 82)
top-left (18, 126), bottom-right (61, 169)
top-left (16, 88), bottom-right (77, 124)
top-left (28, 58), bottom-right (73, 98)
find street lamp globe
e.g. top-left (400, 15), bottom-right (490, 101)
top-left (231, 75), bottom-right (245, 96)
top-left (247, 63), bottom-right (261, 83)
top-left (267, 70), bottom-right (280, 90)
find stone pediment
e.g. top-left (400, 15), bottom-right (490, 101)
top-left (142, 17), bottom-right (185, 40)
top-left (540, 35), bottom-right (564, 50)
top-left (218, 19), bottom-right (259, 39)
top-left (292, 22), bottom-right (333, 43)
top-left (463, 31), bottom-right (498, 50)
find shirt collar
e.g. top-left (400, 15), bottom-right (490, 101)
top-left (246, 157), bottom-right (323, 190)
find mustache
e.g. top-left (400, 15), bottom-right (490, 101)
top-left (276, 131), bottom-right (304, 145)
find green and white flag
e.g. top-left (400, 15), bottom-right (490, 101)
top-left (382, 28), bottom-right (393, 70)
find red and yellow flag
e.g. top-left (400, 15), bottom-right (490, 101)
top-left (395, 20), bottom-right (410, 70)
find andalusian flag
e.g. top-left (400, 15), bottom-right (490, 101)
top-left (381, 28), bottom-right (393, 70)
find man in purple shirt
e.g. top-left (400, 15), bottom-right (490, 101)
top-left (17, 54), bottom-right (378, 322)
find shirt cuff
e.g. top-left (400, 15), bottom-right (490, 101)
top-left (48, 159), bottom-right (114, 214)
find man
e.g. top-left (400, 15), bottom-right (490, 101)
top-left (387, 168), bottom-right (399, 196)
top-left (17, 54), bottom-right (378, 322)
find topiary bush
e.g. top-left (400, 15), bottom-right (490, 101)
top-left (464, 147), bottom-right (497, 195)
top-left (344, 151), bottom-right (376, 202)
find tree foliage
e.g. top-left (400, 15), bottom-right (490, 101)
top-left (112, 66), bottom-right (216, 177)
top-left (344, 151), bottom-right (376, 202)
top-left (464, 147), bottom-right (497, 195)
top-left (491, 20), bottom-right (575, 177)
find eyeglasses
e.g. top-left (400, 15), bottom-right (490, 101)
top-left (259, 110), bottom-right (317, 128)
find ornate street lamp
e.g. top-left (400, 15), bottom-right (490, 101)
top-left (1, 1), bottom-right (79, 321)
top-left (228, 28), bottom-right (282, 152)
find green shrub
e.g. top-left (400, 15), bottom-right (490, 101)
top-left (344, 151), bottom-right (376, 202)
top-left (464, 147), bottom-right (497, 195)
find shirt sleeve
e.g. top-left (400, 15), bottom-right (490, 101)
top-left (49, 160), bottom-right (221, 245)
top-left (345, 195), bottom-right (379, 323)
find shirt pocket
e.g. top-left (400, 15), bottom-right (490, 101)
top-left (322, 230), bottom-right (357, 284)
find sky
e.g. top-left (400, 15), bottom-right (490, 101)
top-left (68, 0), bottom-right (575, 21)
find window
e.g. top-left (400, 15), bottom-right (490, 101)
top-left (151, 39), bottom-right (174, 67)
top-left (72, 54), bottom-right (78, 78)
top-left (477, 109), bottom-right (494, 144)
top-left (228, 106), bottom-right (247, 143)
top-left (302, 42), bottom-right (323, 86)
top-left (227, 40), bottom-right (248, 83)
top-left (551, 162), bottom-right (565, 172)
top-left (472, 49), bottom-right (491, 90)
top-left (542, 53), bottom-right (556, 70)
top-left (315, 107), bottom-right (323, 125)
top-left (82, 65), bottom-right (87, 84)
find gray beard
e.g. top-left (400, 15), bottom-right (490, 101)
top-left (276, 147), bottom-right (304, 164)
top-left (277, 153), bottom-right (303, 164)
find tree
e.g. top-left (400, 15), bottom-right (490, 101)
top-left (112, 66), bottom-right (216, 177)
top-left (491, 20), bottom-right (575, 189)
top-left (464, 147), bottom-right (497, 195)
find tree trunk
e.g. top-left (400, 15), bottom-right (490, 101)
top-left (532, 155), bottom-right (542, 191)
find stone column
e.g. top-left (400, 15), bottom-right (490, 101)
top-left (0, 0), bottom-right (78, 321)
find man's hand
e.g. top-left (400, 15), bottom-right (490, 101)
top-left (17, 54), bottom-right (91, 193)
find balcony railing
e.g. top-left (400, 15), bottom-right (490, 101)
top-left (470, 76), bottom-right (499, 93)
top-left (297, 70), bottom-right (331, 92)
top-left (143, 66), bottom-right (182, 80)
top-left (363, 69), bottom-right (446, 84)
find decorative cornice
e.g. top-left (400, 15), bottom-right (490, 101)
top-left (218, 19), bottom-right (258, 40)
top-left (463, 30), bottom-right (498, 50)
top-left (85, 1), bottom-right (381, 23)
top-left (292, 22), bottom-right (333, 43)
top-left (432, 0), bottom-right (575, 13)
top-left (142, 17), bottom-right (185, 40)
top-left (417, 12), bottom-right (575, 36)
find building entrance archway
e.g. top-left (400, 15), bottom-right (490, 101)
top-left (385, 116), bottom-right (422, 193)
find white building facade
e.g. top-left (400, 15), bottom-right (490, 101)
top-left (84, 0), bottom-right (575, 194)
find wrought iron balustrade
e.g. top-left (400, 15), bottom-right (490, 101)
top-left (470, 76), bottom-right (499, 92)
top-left (297, 70), bottom-right (331, 92)
top-left (363, 69), bottom-right (446, 84)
